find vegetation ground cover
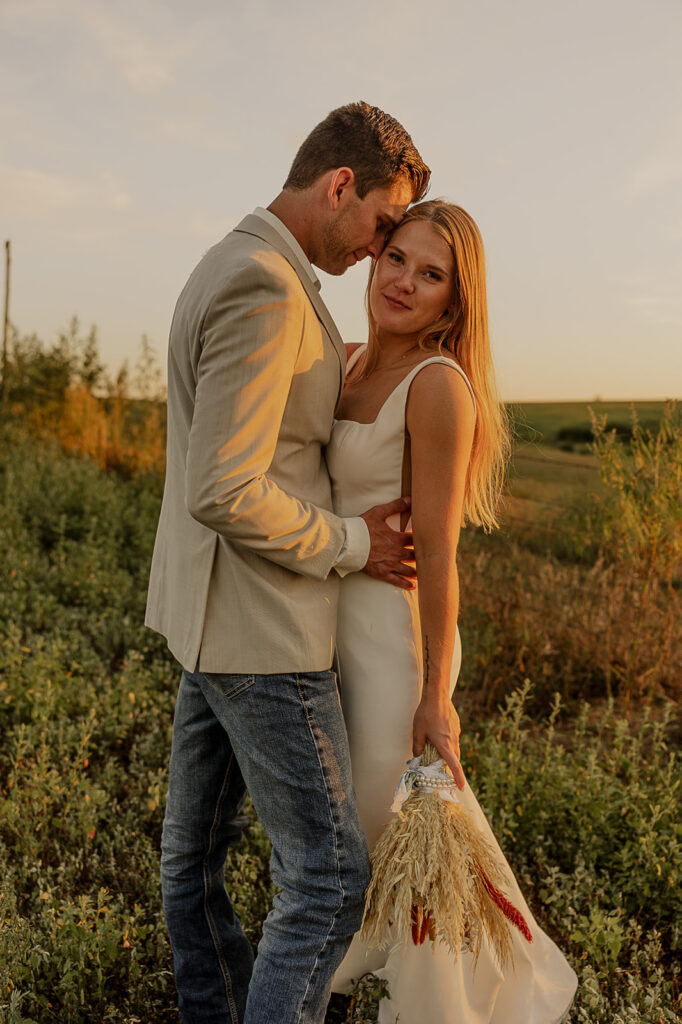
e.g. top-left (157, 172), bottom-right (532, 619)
top-left (0, 332), bottom-right (679, 1022)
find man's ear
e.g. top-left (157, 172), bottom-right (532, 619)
top-left (327, 167), bottom-right (355, 210)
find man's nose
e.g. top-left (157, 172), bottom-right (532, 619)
top-left (366, 230), bottom-right (388, 260)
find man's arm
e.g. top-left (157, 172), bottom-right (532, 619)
top-left (185, 256), bottom-right (416, 588)
top-left (185, 259), bottom-right (349, 581)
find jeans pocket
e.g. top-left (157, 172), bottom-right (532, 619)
top-left (201, 672), bottom-right (255, 700)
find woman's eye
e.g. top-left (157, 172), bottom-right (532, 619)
top-left (388, 252), bottom-right (402, 263)
top-left (425, 270), bottom-right (442, 280)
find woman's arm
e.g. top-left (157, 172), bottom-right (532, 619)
top-left (406, 363), bottom-right (476, 788)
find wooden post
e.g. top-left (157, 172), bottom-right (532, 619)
top-left (1, 240), bottom-right (9, 408)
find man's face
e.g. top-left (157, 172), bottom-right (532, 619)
top-left (318, 178), bottom-right (414, 276)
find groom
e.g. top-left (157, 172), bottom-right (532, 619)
top-left (146, 102), bottom-right (429, 1024)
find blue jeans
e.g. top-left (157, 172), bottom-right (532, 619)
top-left (161, 667), bottom-right (370, 1024)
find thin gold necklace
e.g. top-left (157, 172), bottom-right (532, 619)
top-left (353, 346), bottom-right (420, 382)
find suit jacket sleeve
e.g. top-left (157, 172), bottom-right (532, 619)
top-left (185, 258), bottom-right (347, 581)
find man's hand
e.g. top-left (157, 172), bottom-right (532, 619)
top-left (412, 695), bottom-right (466, 789)
top-left (361, 498), bottom-right (416, 589)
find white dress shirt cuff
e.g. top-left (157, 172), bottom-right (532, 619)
top-left (334, 516), bottom-right (371, 577)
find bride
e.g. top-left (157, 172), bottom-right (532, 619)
top-left (326, 200), bottom-right (577, 1023)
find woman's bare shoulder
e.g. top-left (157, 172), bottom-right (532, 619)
top-left (407, 361), bottom-right (476, 421)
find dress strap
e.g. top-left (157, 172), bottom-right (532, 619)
top-left (345, 344), bottom-right (368, 377)
top-left (344, 347), bottom-right (476, 417)
top-left (401, 355), bottom-right (477, 417)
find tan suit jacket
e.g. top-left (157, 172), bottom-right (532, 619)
top-left (145, 212), bottom-right (358, 673)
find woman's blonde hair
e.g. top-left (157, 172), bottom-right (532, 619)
top-left (365, 199), bottom-right (510, 531)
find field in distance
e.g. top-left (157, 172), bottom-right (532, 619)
top-left (503, 400), bottom-right (670, 528)
top-left (509, 399), bottom-right (668, 448)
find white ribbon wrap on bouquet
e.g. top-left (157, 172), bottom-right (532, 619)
top-left (391, 755), bottom-right (462, 812)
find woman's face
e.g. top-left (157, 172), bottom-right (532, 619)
top-left (369, 219), bottom-right (455, 338)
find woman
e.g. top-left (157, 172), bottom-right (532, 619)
top-left (327, 201), bottom-right (577, 1022)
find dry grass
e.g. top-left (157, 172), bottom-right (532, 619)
top-left (459, 539), bottom-right (680, 709)
top-left (10, 387), bottom-right (166, 478)
top-left (458, 404), bottom-right (681, 711)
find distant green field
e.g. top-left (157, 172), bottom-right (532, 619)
top-left (501, 401), bottom-right (671, 530)
top-left (507, 400), bottom-right (669, 448)
top-left (507, 447), bottom-right (602, 517)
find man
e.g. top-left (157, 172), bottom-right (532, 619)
top-left (146, 101), bottom-right (430, 1024)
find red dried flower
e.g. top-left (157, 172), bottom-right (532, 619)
top-left (477, 865), bottom-right (533, 943)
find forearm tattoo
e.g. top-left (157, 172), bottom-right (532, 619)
top-left (424, 635), bottom-right (430, 687)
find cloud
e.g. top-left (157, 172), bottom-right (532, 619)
top-left (2, 0), bottom-right (58, 17)
top-left (0, 160), bottom-right (131, 217)
top-left (76, 4), bottom-right (182, 94)
top-left (625, 269), bottom-right (682, 329)
top-left (625, 155), bottom-right (682, 198)
top-left (155, 116), bottom-right (242, 154)
top-left (2, 0), bottom-right (193, 97)
top-left (621, 117), bottom-right (682, 199)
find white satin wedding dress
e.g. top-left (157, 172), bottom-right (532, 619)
top-left (326, 347), bottom-right (577, 1024)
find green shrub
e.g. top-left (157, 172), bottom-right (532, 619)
top-left (462, 684), bottom-right (680, 1022)
top-left (0, 430), bottom-right (679, 1023)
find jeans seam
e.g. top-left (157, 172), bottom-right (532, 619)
top-left (294, 672), bottom-right (345, 1024)
top-left (220, 678), bottom-right (253, 699)
top-left (203, 750), bottom-right (240, 1024)
top-left (203, 673), bottom-right (255, 701)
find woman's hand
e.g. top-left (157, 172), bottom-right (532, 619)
top-left (412, 693), bottom-right (466, 789)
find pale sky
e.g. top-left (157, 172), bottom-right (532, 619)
top-left (1, 0), bottom-right (681, 400)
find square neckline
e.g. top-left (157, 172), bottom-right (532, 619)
top-left (334, 346), bottom-right (475, 427)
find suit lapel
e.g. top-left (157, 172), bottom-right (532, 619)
top-left (234, 214), bottom-right (347, 396)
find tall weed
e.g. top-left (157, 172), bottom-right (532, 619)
top-left (458, 403), bottom-right (681, 706)
top-left (587, 403), bottom-right (681, 697)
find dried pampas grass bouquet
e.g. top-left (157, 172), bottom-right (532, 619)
top-left (361, 743), bottom-right (532, 967)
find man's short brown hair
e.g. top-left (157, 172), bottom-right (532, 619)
top-left (283, 101), bottom-right (430, 202)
